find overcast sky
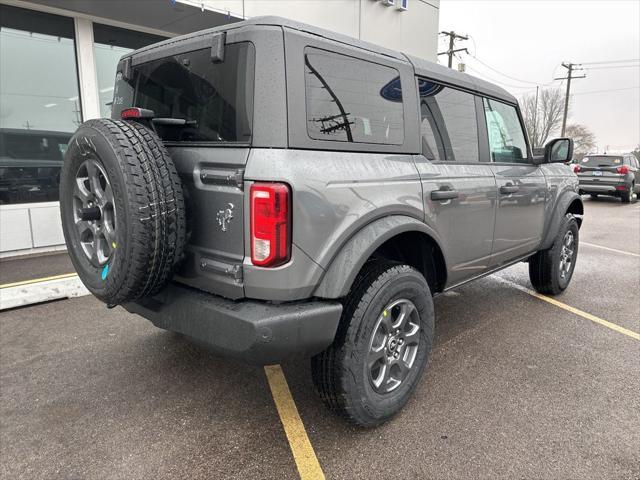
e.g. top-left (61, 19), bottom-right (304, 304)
top-left (439, 0), bottom-right (640, 153)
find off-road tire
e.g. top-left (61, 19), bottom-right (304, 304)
top-left (60, 119), bottom-right (185, 305)
top-left (528, 214), bottom-right (579, 295)
top-left (311, 261), bottom-right (434, 427)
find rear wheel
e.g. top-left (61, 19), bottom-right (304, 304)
top-left (529, 214), bottom-right (579, 295)
top-left (589, 193), bottom-right (598, 200)
top-left (311, 261), bottom-right (434, 427)
top-left (620, 183), bottom-right (635, 203)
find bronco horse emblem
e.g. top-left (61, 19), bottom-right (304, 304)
top-left (216, 203), bottom-right (234, 232)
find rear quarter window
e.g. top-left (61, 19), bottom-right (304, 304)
top-left (303, 47), bottom-right (404, 145)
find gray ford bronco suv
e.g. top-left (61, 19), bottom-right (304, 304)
top-left (60, 17), bottom-right (583, 427)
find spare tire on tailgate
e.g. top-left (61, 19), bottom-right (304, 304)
top-left (60, 119), bottom-right (186, 306)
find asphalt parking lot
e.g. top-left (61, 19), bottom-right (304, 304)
top-left (1, 196), bottom-right (639, 480)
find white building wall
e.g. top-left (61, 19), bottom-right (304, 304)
top-left (190, 0), bottom-right (439, 61)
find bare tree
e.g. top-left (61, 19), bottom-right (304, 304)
top-left (521, 88), bottom-right (565, 149)
top-left (565, 124), bottom-right (596, 160)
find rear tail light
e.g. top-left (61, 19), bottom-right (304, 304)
top-left (615, 185), bottom-right (628, 191)
top-left (616, 165), bottom-right (629, 174)
top-left (572, 164), bottom-right (581, 173)
top-left (250, 183), bottom-right (291, 267)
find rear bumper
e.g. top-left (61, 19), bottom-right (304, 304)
top-left (123, 283), bottom-right (342, 365)
top-left (579, 184), bottom-right (619, 194)
top-left (577, 177), bottom-right (629, 195)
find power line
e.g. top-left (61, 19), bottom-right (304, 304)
top-left (584, 64), bottom-right (640, 71)
top-left (572, 86), bottom-right (639, 96)
top-left (465, 65), bottom-right (542, 91)
top-left (466, 54), bottom-right (552, 86)
top-left (580, 58), bottom-right (640, 65)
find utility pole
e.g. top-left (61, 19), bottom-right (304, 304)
top-left (554, 62), bottom-right (586, 136)
top-left (438, 31), bottom-right (469, 69)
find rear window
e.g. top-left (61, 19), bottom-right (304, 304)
top-left (112, 42), bottom-right (255, 143)
top-left (304, 47), bottom-right (404, 145)
top-left (581, 156), bottom-right (622, 166)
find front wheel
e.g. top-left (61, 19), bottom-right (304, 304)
top-left (529, 214), bottom-right (579, 295)
top-left (311, 261), bottom-right (434, 427)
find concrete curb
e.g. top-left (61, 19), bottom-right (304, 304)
top-left (0, 275), bottom-right (90, 310)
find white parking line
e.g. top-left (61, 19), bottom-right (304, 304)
top-left (581, 242), bottom-right (640, 258)
top-left (496, 277), bottom-right (639, 341)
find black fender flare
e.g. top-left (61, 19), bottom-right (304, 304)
top-left (539, 191), bottom-right (583, 251)
top-left (314, 215), bottom-right (446, 299)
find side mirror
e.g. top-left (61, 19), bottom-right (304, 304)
top-left (544, 138), bottom-right (574, 163)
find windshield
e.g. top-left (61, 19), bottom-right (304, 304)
top-left (581, 156), bottom-right (623, 167)
top-left (112, 42), bottom-right (255, 143)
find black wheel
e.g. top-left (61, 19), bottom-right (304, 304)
top-left (529, 214), bottom-right (579, 295)
top-left (311, 261), bottom-right (434, 427)
top-left (620, 183), bottom-right (635, 203)
top-left (589, 193), bottom-right (598, 200)
top-left (60, 119), bottom-right (185, 306)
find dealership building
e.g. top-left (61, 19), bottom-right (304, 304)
top-left (0, 0), bottom-right (439, 257)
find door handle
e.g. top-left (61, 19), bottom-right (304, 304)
top-left (499, 185), bottom-right (519, 194)
top-left (431, 190), bottom-right (459, 201)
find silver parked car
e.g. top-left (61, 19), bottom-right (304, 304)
top-left (59, 17), bottom-right (583, 427)
top-left (574, 153), bottom-right (639, 203)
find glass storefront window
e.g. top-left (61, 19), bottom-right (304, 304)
top-left (0, 5), bottom-right (81, 205)
top-left (93, 23), bottom-right (164, 118)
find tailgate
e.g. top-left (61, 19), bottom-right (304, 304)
top-left (112, 38), bottom-right (256, 299)
top-left (577, 156), bottom-right (625, 185)
top-left (170, 147), bottom-right (248, 299)
top-left (577, 166), bottom-right (624, 185)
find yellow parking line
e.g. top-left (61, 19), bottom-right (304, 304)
top-left (0, 273), bottom-right (78, 289)
top-left (499, 278), bottom-right (639, 340)
top-left (264, 365), bottom-right (325, 480)
top-left (581, 242), bottom-right (640, 258)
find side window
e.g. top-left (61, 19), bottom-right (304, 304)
top-left (418, 79), bottom-right (478, 162)
top-left (483, 98), bottom-right (529, 163)
top-left (304, 47), bottom-right (404, 145)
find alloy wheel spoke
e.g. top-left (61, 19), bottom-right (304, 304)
top-left (403, 322), bottom-right (420, 346)
top-left (76, 219), bottom-right (92, 234)
top-left (395, 359), bottom-right (410, 381)
top-left (73, 178), bottom-right (91, 203)
top-left (565, 233), bottom-right (573, 247)
top-left (394, 301), bottom-right (416, 330)
top-left (102, 183), bottom-right (114, 206)
top-left (102, 225), bottom-right (116, 245)
top-left (368, 347), bottom-right (386, 369)
top-left (372, 363), bottom-right (389, 389)
top-left (379, 310), bottom-right (394, 333)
